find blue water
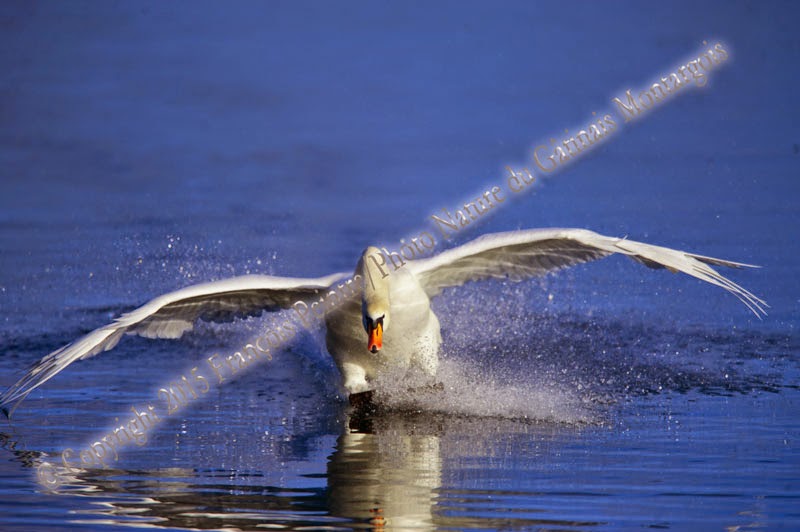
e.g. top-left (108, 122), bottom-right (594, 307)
top-left (1, 1), bottom-right (799, 530)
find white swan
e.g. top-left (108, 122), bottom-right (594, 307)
top-left (0, 228), bottom-right (766, 415)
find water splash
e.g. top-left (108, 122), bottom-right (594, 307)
top-left (371, 358), bottom-right (592, 424)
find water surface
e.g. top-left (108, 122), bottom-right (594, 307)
top-left (1, 1), bottom-right (799, 530)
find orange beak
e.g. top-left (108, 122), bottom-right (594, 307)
top-left (367, 321), bottom-right (383, 353)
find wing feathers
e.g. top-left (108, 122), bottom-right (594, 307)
top-left (410, 228), bottom-right (766, 317)
top-left (411, 234), bottom-right (611, 295)
top-left (611, 238), bottom-right (767, 316)
top-left (1, 273), bottom-right (347, 416)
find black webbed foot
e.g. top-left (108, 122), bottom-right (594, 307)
top-left (348, 390), bottom-right (377, 432)
top-left (348, 389), bottom-right (375, 409)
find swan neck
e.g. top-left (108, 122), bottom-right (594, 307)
top-left (359, 246), bottom-right (390, 309)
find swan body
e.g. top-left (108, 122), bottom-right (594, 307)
top-left (0, 228), bottom-right (766, 415)
top-left (326, 246), bottom-right (441, 393)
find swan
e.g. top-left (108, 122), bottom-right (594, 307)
top-left (0, 228), bottom-right (766, 416)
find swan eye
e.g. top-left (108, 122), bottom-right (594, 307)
top-left (362, 315), bottom-right (384, 332)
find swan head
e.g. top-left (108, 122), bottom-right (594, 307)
top-left (359, 246), bottom-right (391, 353)
top-left (363, 310), bottom-right (387, 353)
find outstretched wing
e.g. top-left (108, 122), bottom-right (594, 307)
top-left (409, 228), bottom-right (767, 316)
top-left (1, 272), bottom-right (348, 416)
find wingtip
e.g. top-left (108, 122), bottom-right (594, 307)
top-left (690, 253), bottom-right (762, 270)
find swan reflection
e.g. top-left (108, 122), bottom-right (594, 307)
top-left (5, 409), bottom-right (595, 530)
top-left (328, 411), bottom-right (443, 529)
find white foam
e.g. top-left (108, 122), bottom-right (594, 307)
top-left (372, 358), bottom-right (592, 425)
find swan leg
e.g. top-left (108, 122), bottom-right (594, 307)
top-left (341, 361), bottom-right (371, 394)
top-left (411, 315), bottom-right (442, 381)
top-left (411, 331), bottom-right (440, 381)
top-left (414, 348), bottom-right (439, 378)
top-left (341, 363), bottom-right (377, 416)
top-left (409, 339), bottom-right (445, 397)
